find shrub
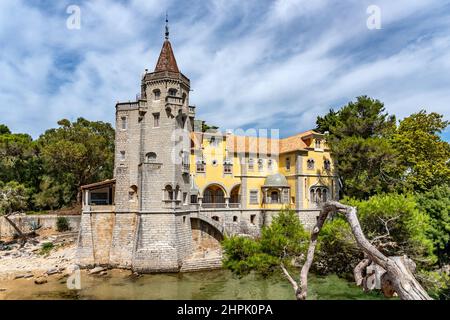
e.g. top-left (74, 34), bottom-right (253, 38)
top-left (222, 209), bottom-right (309, 277)
top-left (315, 218), bottom-right (362, 276)
top-left (345, 194), bottom-right (436, 267)
top-left (56, 216), bottom-right (70, 232)
top-left (40, 242), bottom-right (54, 255)
top-left (416, 185), bottom-right (450, 265)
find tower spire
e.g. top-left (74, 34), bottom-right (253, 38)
top-left (154, 13), bottom-right (179, 73)
top-left (165, 12), bottom-right (169, 40)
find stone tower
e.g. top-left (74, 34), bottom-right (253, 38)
top-left (109, 22), bottom-right (194, 272)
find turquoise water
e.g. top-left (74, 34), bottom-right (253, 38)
top-left (0, 269), bottom-right (386, 300)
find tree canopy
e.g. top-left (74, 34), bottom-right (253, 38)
top-left (0, 118), bottom-right (115, 212)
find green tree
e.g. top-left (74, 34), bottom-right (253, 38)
top-left (314, 218), bottom-right (362, 276)
top-left (316, 96), bottom-right (400, 199)
top-left (345, 194), bottom-right (436, 267)
top-left (392, 111), bottom-right (450, 192)
top-left (37, 118), bottom-right (115, 205)
top-left (0, 129), bottom-right (40, 188)
top-left (0, 124), bottom-right (11, 135)
top-left (223, 209), bottom-right (309, 277)
top-left (416, 185), bottom-right (450, 265)
top-left (0, 181), bottom-right (30, 215)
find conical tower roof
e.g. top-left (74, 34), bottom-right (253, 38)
top-left (154, 40), bottom-right (179, 73)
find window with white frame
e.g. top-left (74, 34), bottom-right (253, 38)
top-left (196, 157), bottom-right (205, 172)
top-left (324, 159), bottom-right (331, 171)
top-left (286, 157), bottom-right (291, 171)
top-left (258, 159), bottom-right (264, 172)
top-left (315, 139), bottom-right (322, 149)
top-left (249, 190), bottom-right (259, 204)
top-left (248, 158), bottom-right (254, 171)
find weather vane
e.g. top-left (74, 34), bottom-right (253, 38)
top-left (165, 12), bottom-right (169, 40)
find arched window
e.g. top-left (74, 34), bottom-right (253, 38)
top-left (324, 159), bottom-right (331, 171)
top-left (310, 186), bottom-right (329, 205)
top-left (307, 159), bottom-right (315, 170)
top-left (174, 185), bottom-right (180, 201)
top-left (182, 93), bottom-right (187, 105)
top-left (212, 216), bottom-right (220, 222)
top-left (168, 88), bottom-right (178, 96)
top-left (129, 185), bottom-right (138, 201)
top-left (270, 191), bottom-right (279, 203)
top-left (153, 89), bottom-right (161, 100)
top-left (165, 185), bottom-right (174, 201)
top-left (233, 216), bottom-right (238, 222)
top-left (146, 152), bottom-right (157, 163)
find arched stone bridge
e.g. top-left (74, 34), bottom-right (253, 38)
top-left (189, 211), bottom-right (225, 236)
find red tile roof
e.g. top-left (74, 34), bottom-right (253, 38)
top-left (154, 40), bottom-right (180, 73)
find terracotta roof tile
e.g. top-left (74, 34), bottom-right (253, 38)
top-left (154, 40), bottom-right (180, 73)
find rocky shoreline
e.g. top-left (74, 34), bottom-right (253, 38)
top-left (0, 231), bottom-right (79, 283)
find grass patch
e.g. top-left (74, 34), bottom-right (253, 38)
top-left (56, 216), bottom-right (70, 232)
top-left (39, 242), bottom-right (54, 255)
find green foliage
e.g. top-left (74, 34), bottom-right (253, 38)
top-left (222, 210), bottom-right (309, 277)
top-left (393, 111), bottom-right (450, 192)
top-left (201, 122), bottom-right (219, 132)
top-left (315, 109), bottom-right (339, 134)
top-left (0, 181), bottom-right (30, 215)
top-left (345, 194), bottom-right (436, 267)
top-left (418, 270), bottom-right (450, 300)
top-left (0, 129), bottom-right (40, 188)
top-left (315, 218), bottom-right (362, 276)
top-left (56, 216), bottom-right (70, 232)
top-left (37, 117), bottom-right (114, 206)
top-left (416, 185), bottom-right (450, 264)
top-left (0, 124), bottom-right (11, 135)
top-left (40, 242), bottom-right (54, 255)
top-left (0, 118), bottom-right (115, 212)
top-left (317, 96), bottom-right (400, 199)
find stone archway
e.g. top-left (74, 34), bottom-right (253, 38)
top-left (190, 217), bottom-right (224, 252)
top-left (202, 184), bottom-right (226, 208)
top-left (230, 184), bottom-right (241, 208)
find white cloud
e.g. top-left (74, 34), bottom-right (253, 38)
top-left (0, 0), bottom-right (449, 140)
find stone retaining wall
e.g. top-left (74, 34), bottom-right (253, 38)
top-left (180, 256), bottom-right (223, 272)
top-left (0, 215), bottom-right (81, 239)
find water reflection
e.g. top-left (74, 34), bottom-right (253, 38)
top-left (0, 270), bottom-right (385, 300)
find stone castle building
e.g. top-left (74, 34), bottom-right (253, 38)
top-left (76, 25), bottom-right (339, 272)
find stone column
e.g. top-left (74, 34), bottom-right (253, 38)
top-left (295, 152), bottom-right (304, 210)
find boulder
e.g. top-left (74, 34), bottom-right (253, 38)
top-left (99, 271), bottom-right (108, 276)
top-left (46, 268), bottom-right (59, 275)
top-left (89, 266), bottom-right (105, 274)
top-left (34, 276), bottom-right (48, 285)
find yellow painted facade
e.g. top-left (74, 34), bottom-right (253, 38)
top-left (189, 130), bottom-right (338, 210)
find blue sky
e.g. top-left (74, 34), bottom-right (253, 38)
top-left (1, 0), bottom-right (449, 140)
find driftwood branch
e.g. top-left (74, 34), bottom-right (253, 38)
top-left (2, 212), bottom-right (36, 246)
top-left (324, 201), bottom-right (431, 300)
top-left (292, 201), bottom-right (432, 300)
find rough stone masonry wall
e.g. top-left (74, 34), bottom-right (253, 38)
top-left (109, 213), bottom-right (138, 268)
top-left (0, 215), bottom-right (81, 239)
top-left (132, 213), bottom-right (182, 272)
top-left (76, 212), bottom-right (115, 267)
